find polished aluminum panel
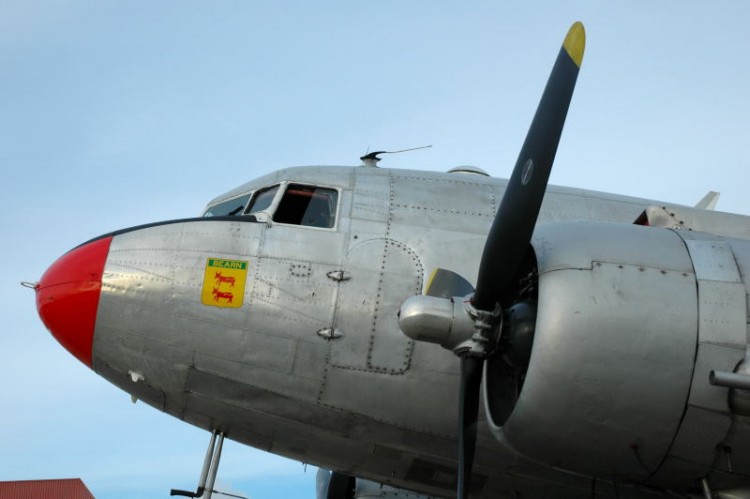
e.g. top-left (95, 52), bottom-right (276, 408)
top-left (644, 230), bottom-right (748, 490)
top-left (643, 204), bottom-right (750, 240)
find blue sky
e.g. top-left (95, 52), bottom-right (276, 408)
top-left (2, 2), bottom-right (749, 498)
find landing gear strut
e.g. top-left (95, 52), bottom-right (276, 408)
top-left (170, 430), bottom-right (237, 499)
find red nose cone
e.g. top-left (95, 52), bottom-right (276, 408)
top-left (36, 237), bottom-right (112, 368)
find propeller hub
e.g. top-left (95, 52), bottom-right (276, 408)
top-left (455, 297), bottom-right (502, 358)
top-left (398, 294), bottom-right (501, 358)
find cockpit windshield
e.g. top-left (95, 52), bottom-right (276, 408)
top-left (203, 194), bottom-right (251, 217)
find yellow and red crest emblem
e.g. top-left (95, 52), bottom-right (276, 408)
top-left (201, 258), bottom-right (248, 308)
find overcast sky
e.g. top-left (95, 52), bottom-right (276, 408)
top-left (2, 2), bottom-right (750, 498)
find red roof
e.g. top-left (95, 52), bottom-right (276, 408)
top-left (0, 479), bottom-right (94, 499)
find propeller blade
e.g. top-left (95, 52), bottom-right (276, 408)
top-left (458, 355), bottom-right (483, 499)
top-left (425, 268), bottom-right (475, 299)
top-left (472, 22), bottom-right (585, 312)
top-left (456, 23), bottom-right (585, 498)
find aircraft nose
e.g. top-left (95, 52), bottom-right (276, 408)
top-left (36, 236), bottom-right (112, 368)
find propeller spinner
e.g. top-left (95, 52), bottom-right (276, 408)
top-left (399, 22), bottom-right (585, 498)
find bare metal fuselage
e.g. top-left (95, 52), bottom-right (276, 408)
top-left (83, 165), bottom-right (750, 497)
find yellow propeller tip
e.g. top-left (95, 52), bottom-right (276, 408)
top-left (563, 21), bottom-right (586, 68)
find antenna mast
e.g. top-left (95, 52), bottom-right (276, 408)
top-left (360, 145), bottom-right (432, 167)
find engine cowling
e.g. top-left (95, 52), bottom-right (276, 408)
top-left (485, 221), bottom-right (747, 488)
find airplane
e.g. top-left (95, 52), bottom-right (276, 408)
top-left (31, 21), bottom-right (750, 498)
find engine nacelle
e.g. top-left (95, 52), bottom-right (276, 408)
top-left (485, 222), bottom-right (748, 488)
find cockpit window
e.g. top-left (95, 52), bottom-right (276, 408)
top-left (203, 194), bottom-right (251, 217)
top-left (274, 184), bottom-right (338, 228)
top-left (244, 185), bottom-right (280, 215)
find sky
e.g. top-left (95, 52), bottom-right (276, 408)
top-left (2, 2), bottom-right (749, 498)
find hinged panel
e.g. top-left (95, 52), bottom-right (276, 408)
top-left (330, 239), bottom-right (422, 373)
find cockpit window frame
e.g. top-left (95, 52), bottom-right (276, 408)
top-left (243, 184), bottom-right (282, 219)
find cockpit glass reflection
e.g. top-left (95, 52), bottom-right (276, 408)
top-left (274, 184), bottom-right (338, 228)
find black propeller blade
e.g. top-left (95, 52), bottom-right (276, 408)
top-left (457, 22), bottom-right (585, 499)
top-left (472, 22), bottom-right (585, 313)
top-left (458, 356), bottom-right (483, 498)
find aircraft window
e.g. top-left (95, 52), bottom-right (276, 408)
top-left (203, 194), bottom-right (251, 217)
top-left (245, 185), bottom-right (280, 214)
top-left (273, 184), bottom-right (338, 228)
